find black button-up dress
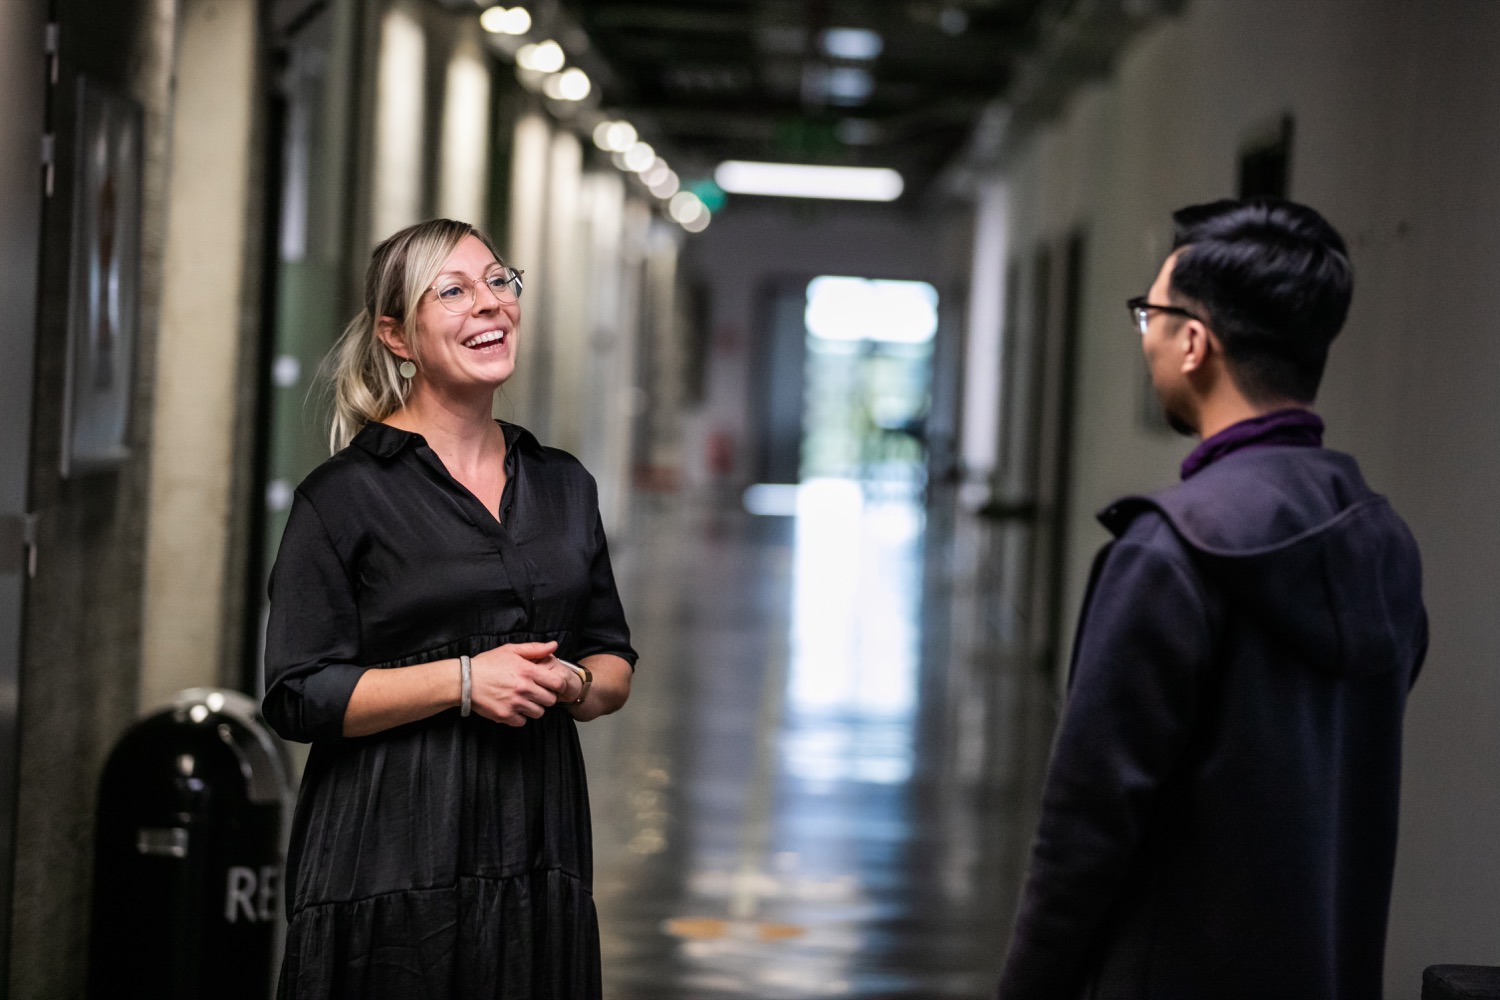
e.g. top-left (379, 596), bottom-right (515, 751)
top-left (262, 421), bottom-right (637, 1000)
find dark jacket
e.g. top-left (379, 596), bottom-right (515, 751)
top-left (998, 446), bottom-right (1427, 1000)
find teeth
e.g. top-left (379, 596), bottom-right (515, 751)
top-left (463, 329), bottom-right (506, 349)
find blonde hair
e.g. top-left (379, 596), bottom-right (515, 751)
top-left (326, 219), bottom-right (503, 452)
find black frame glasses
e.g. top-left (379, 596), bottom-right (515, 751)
top-left (428, 265), bottom-right (525, 313)
top-left (1126, 295), bottom-right (1204, 335)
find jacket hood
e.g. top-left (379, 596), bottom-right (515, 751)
top-left (1100, 447), bottom-right (1425, 678)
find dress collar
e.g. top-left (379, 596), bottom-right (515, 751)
top-left (350, 419), bottom-right (540, 459)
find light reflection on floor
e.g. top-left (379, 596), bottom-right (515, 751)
top-left (579, 480), bottom-right (1056, 999)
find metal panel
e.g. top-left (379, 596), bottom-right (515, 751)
top-left (0, 2), bottom-right (48, 992)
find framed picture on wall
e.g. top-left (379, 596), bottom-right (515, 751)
top-left (61, 76), bottom-right (143, 478)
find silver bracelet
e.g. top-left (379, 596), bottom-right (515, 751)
top-left (459, 655), bottom-right (472, 717)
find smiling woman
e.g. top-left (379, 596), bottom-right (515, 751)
top-left (263, 218), bottom-right (638, 999)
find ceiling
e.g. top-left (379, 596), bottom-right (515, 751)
top-left (278, 0), bottom-right (1178, 205)
top-left (566, 1), bottom-right (1044, 196)
top-left (543, 0), bottom-right (1173, 203)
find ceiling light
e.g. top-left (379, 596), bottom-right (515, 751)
top-left (642, 159), bottom-right (671, 186)
top-left (647, 169), bottom-right (680, 199)
top-left (607, 121), bottom-right (637, 150)
top-left (499, 7), bottom-right (531, 34)
top-left (669, 191), bottom-right (706, 224)
top-left (543, 67), bottom-right (590, 101)
top-left (479, 6), bottom-right (531, 35)
top-left (593, 120), bottom-right (637, 152)
top-left (622, 141), bottom-right (655, 172)
top-left (558, 68), bottom-right (591, 100)
top-left (713, 161), bottom-right (904, 201)
top-left (516, 40), bottom-right (564, 73)
top-left (820, 27), bottom-right (883, 60)
top-left (479, 6), bottom-right (507, 33)
top-left (825, 66), bottom-right (873, 104)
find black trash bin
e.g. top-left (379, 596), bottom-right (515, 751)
top-left (87, 688), bottom-right (291, 1000)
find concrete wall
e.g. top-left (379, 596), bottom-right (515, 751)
top-left (140, 0), bottom-right (266, 712)
top-left (992, 0), bottom-right (1500, 988)
top-left (11, 0), bottom-right (179, 994)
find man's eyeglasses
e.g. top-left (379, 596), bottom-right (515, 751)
top-left (428, 265), bottom-right (525, 313)
top-left (1126, 295), bottom-right (1204, 335)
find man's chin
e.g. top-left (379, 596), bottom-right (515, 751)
top-left (1164, 410), bottom-right (1196, 437)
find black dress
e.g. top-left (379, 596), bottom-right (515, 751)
top-left (262, 420), bottom-right (636, 1000)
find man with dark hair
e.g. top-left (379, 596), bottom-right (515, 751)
top-left (997, 199), bottom-right (1427, 1000)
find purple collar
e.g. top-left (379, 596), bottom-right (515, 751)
top-left (1181, 408), bottom-right (1325, 480)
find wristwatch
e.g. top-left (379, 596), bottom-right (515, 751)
top-left (565, 661), bottom-right (592, 705)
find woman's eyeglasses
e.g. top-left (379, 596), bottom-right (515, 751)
top-left (429, 266), bottom-right (525, 313)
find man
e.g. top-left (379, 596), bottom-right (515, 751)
top-left (998, 199), bottom-right (1427, 1000)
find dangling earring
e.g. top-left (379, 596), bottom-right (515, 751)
top-left (398, 360), bottom-right (417, 379)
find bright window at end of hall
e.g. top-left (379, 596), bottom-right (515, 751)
top-left (804, 276), bottom-right (939, 345)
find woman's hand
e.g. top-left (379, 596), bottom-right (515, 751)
top-left (470, 640), bottom-right (573, 726)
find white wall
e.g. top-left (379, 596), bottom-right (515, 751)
top-left (961, 179), bottom-right (1009, 488)
top-left (993, 0), bottom-right (1500, 989)
top-left (370, 7), bottom-right (425, 241)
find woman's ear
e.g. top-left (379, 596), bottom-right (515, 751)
top-left (376, 316), bottom-right (411, 360)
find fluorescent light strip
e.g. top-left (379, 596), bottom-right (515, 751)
top-left (714, 161), bottom-right (904, 202)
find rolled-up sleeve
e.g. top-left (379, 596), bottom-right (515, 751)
top-left (572, 508), bottom-right (637, 668)
top-left (262, 491), bottom-right (368, 743)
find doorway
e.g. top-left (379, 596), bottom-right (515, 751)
top-left (749, 274), bottom-right (938, 490)
top-left (800, 276), bottom-right (937, 488)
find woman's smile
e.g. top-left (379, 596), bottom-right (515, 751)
top-left (462, 328), bottom-right (508, 350)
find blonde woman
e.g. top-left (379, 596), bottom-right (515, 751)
top-left (262, 218), bottom-right (636, 999)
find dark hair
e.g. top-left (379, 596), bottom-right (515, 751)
top-left (1169, 198), bottom-right (1353, 404)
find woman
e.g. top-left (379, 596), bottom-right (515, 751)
top-left (262, 218), bottom-right (636, 999)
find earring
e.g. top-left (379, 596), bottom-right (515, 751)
top-left (398, 360), bottom-right (417, 379)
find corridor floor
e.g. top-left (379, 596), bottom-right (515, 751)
top-left (579, 480), bottom-right (1061, 999)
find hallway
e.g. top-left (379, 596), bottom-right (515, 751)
top-left (581, 482), bottom-right (1058, 998)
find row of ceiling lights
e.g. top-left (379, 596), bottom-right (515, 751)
top-left (479, 5), bottom-right (711, 233)
top-left (477, 5), bottom-right (906, 214)
top-left (591, 120), bottom-right (711, 231)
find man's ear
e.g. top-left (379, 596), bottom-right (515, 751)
top-left (376, 316), bottom-right (410, 360)
top-left (1179, 320), bottom-right (1213, 375)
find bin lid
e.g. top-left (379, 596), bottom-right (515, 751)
top-left (163, 688), bottom-right (290, 806)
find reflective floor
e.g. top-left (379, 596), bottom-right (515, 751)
top-left (580, 478), bottom-right (1060, 999)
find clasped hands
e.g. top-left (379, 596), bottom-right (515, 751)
top-left (469, 640), bottom-right (585, 726)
